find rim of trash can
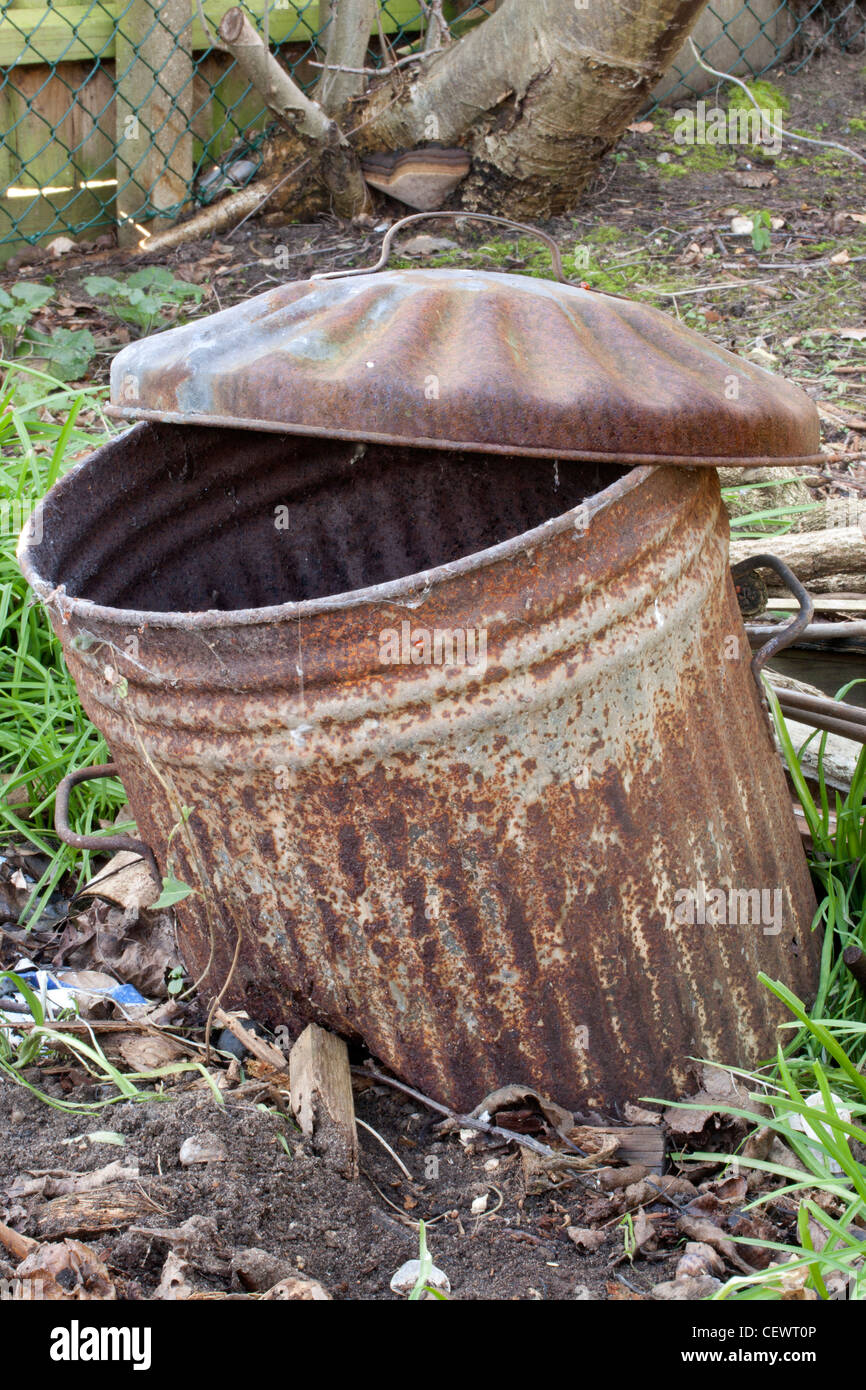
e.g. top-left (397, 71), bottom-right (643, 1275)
top-left (17, 429), bottom-right (656, 631)
top-left (103, 405), bottom-right (826, 470)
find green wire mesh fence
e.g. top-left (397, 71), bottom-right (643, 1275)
top-left (0, 0), bottom-right (863, 260)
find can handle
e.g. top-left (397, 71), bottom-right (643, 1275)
top-left (55, 762), bottom-right (161, 889)
top-left (730, 553), bottom-right (814, 684)
top-left (313, 211), bottom-right (575, 284)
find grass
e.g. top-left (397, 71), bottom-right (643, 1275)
top-left (0, 361), bottom-right (123, 924)
top-left (0, 970), bottom-right (224, 1112)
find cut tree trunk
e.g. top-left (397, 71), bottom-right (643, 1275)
top-left (354, 0), bottom-right (713, 217)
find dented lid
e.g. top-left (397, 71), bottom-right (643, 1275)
top-left (108, 254), bottom-right (820, 469)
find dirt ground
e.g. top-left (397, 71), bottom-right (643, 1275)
top-left (1, 48), bottom-right (865, 1303)
top-left (0, 1067), bottom-right (689, 1301)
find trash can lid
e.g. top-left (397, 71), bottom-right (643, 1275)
top-left (107, 265), bottom-right (821, 468)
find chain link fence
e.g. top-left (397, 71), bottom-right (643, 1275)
top-left (0, 0), bottom-right (863, 260)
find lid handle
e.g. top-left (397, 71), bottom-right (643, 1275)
top-left (312, 211), bottom-right (573, 284)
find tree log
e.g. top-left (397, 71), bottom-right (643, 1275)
top-left (730, 526), bottom-right (866, 594)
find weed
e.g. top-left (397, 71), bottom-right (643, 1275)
top-left (84, 266), bottom-right (204, 332)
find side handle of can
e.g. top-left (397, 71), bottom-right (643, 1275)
top-left (54, 762), bottom-right (161, 889)
top-left (731, 552), bottom-right (814, 683)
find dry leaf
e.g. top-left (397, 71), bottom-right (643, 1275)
top-left (261, 1276), bottom-right (331, 1300)
top-left (652, 1274), bottom-right (722, 1300)
top-left (567, 1225), bottom-right (607, 1252)
top-left (82, 851), bottom-right (160, 910)
top-left (727, 169), bottom-right (778, 188)
top-left (116, 1032), bottom-right (186, 1069)
top-left (15, 1238), bottom-right (116, 1299)
top-left (155, 1250), bottom-right (194, 1300)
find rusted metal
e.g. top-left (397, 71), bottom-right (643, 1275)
top-left (20, 421), bottom-right (820, 1110)
top-left (104, 267), bottom-right (822, 467)
top-left (771, 689), bottom-right (866, 744)
top-left (730, 554), bottom-right (814, 681)
top-left (54, 762), bottom-right (161, 886)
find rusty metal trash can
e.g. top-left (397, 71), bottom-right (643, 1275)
top-left (18, 217), bottom-right (824, 1110)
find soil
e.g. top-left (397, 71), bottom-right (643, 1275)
top-left (0, 1069), bottom-right (681, 1301)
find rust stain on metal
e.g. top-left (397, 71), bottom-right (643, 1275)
top-left (19, 422), bottom-right (820, 1110)
top-left (105, 268), bottom-right (822, 467)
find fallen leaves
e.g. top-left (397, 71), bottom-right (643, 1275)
top-left (16, 1237), bottom-right (116, 1300)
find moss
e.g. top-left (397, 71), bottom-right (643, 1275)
top-left (585, 224), bottom-right (621, 245)
top-left (726, 80), bottom-right (790, 116)
top-left (849, 117), bottom-right (866, 132)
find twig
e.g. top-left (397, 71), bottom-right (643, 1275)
top-left (688, 38), bottom-right (866, 167)
top-left (309, 53), bottom-right (425, 76)
top-left (353, 1064), bottom-right (566, 1160)
top-left (212, 1005), bottom-right (288, 1071)
top-left (0, 1220), bottom-right (38, 1260)
top-left (355, 1116), bottom-right (414, 1179)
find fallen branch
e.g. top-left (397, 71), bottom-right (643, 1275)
top-left (139, 178), bottom-right (281, 254)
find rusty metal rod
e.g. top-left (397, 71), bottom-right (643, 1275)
top-left (731, 554), bottom-right (814, 682)
top-left (54, 763), bottom-right (162, 887)
top-left (775, 699), bottom-right (866, 744)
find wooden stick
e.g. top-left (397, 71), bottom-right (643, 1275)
top-left (0, 1220), bottom-right (38, 1261)
top-left (212, 1006), bottom-right (288, 1072)
top-left (290, 1024), bottom-right (358, 1178)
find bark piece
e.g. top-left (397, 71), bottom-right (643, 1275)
top-left (289, 1023), bottom-right (359, 1178)
top-left (36, 1189), bottom-right (154, 1240)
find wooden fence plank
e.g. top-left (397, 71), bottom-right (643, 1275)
top-left (0, 0), bottom-right (421, 67)
top-left (115, 0), bottom-right (194, 244)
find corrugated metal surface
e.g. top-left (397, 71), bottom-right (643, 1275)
top-left (20, 422), bottom-right (819, 1109)
top-left (105, 269), bottom-right (822, 467)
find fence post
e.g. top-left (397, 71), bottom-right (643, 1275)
top-left (114, 0), bottom-right (194, 247)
